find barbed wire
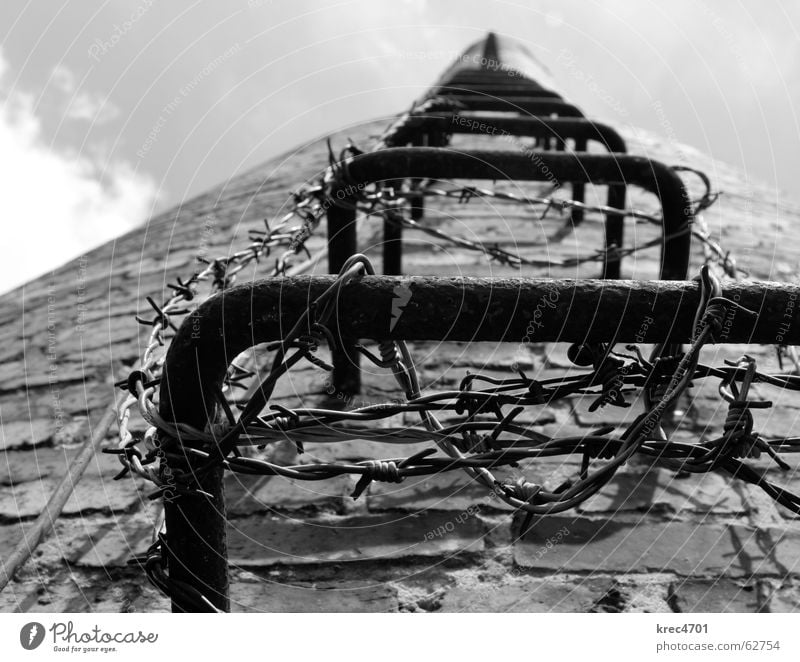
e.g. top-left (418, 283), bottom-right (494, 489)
top-left (122, 253), bottom-right (800, 514)
top-left (109, 99), bottom-right (796, 609)
top-left (113, 152), bottom-right (780, 495)
top-left (343, 169), bottom-right (743, 276)
top-left (113, 131), bottom-right (741, 484)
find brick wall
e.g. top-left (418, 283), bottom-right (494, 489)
top-left (1, 119), bottom-right (799, 612)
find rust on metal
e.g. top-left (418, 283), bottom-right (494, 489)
top-left (159, 275), bottom-right (800, 436)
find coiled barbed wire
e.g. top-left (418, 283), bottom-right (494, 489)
top-left (121, 256), bottom-right (800, 517)
top-left (108, 98), bottom-right (800, 609)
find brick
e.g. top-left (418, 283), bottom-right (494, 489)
top-left (1, 445), bottom-right (129, 485)
top-left (0, 520), bottom-right (93, 578)
top-left (754, 467), bottom-right (800, 521)
top-left (0, 521), bottom-right (26, 563)
top-left (440, 576), bottom-right (606, 612)
top-left (767, 579), bottom-right (800, 613)
top-left (0, 448), bottom-right (146, 518)
top-left (129, 580), bottom-right (170, 613)
top-left (67, 515), bottom-right (155, 568)
top-left (0, 475), bottom-right (143, 519)
top-left (1, 448), bottom-right (70, 485)
top-left (753, 399), bottom-right (800, 439)
top-left (613, 574), bottom-right (674, 612)
top-left (670, 578), bottom-right (761, 612)
top-left (231, 580), bottom-right (397, 612)
top-left (139, 576), bottom-right (397, 613)
top-left (0, 571), bottom-right (132, 613)
top-left (227, 512), bottom-right (485, 567)
top-left (0, 419), bottom-right (52, 451)
top-left (57, 382), bottom-right (112, 418)
top-left (8, 363), bottom-right (89, 392)
top-left (367, 470), bottom-right (512, 512)
top-left (226, 473), bottom-right (351, 515)
top-left (577, 468), bottom-right (746, 514)
top-left (514, 516), bottom-right (800, 578)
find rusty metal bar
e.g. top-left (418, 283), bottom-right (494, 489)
top-left (571, 137), bottom-right (588, 230)
top-left (161, 276), bottom-right (800, 436)
top-left (382, 204), bottom-right (403, 276)
top-left (443, 96), bottom-right (584, 117)
top-left (433, 84), bottom-right (564, 99)
top-left (383, 115), bottom-right (625, 156)
top-left (160, 460), bottom-right (227, 612)
top-left (327, 202), bottom-right (361, 394)
top-left (432, 73), bottom-right (563, 95)
top-left (157, 273), bottom-right (799, 610)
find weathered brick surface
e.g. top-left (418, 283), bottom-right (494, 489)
top-left (1, 93), bottom-right (799, 613)
top-left (0, 420), bottom-right (53, 451)
top-left (0, 447), bottom-right (145, 519)
top-left (765, 578), bottom-right (800, 613)
top-left (575, 468), bottom-right (746, 515)
top-left (440, 576), bottom-right (606, 612)
top-left (670, 578), bottom-right (762, 613)
top-left (0, 521), bottom-right (29, 567)
top-left (227, 512), bottom-right (485, 566)
top-left (0, 476), bottom-right (142, 519)
top-left (367, 470), bottom-right (515, 513)
top-left (226, 474), bottom-right (352, 515)
top-left (514, 516), bottom-right (800, 578)
top-left (231, 580), bottom-right (397, 612)
top-left (0, 570), bottom-right (151, 613)
top-left (2, 571), bottom-right (398, 613)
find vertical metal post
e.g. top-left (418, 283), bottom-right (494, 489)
top-left (570, 137), bottom-right (587, 226)
top-left (409, 189), bottom-right (425, 222)
top-left (603, 183), bottom-right (626, 279)
top-left (382, 205), bottom-right (403, 275)
top-left (162, 460), bottom-right (229, 612)
top-left (409, 134), bottom-right (426, 224)
top-left (159, 357), bottom-right (231, 612)
top-left (327, 201), bottom-right (361, 394)
top-left (381, 135), bottom-right (427, 276)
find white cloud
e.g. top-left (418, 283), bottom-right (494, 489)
top-left (51, 62), bottom-right (120, 123)
top-left (65, 91), bottom-right (121, 123)
top-left (51, 63), bottom-right (76, 92)
top-left (0, 51), bottom-right (157, 294)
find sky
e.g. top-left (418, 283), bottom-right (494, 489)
top-left (0, 0), bottom-right (799, 293)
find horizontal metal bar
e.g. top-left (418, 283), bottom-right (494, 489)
top-left (161, 276), bottom-right (800, 429)
top-left (433, 84), bottom-right (564, 98)
top-left (383, 114), bottom-right (626, 152)
top-left (333, 147), bottom-right (642, 190)
top-left (451, 115), bottom-right (626, 152)
top-left (434, 72), bottom-right (562, 94)
top-left (444, 96), bottom-right (584, 116)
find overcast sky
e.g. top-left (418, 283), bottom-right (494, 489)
top-left (1, 0), bottom-right (798, 293)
